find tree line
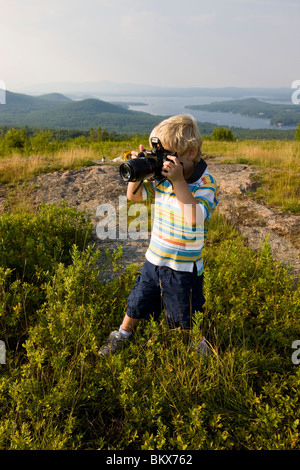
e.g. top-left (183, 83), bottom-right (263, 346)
top-left (0, 126), bottom-right (146, 155)
top-left (0, 123), bottom-right (299, 156)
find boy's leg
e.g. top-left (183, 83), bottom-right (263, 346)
top-left (159, 264), bottom-right (205, 330)
top-left (97, 315), bottom-right (141, 357)
top-left (126, 260), bottom-right (162, 323)
top-left (120, 314), bottom-right (140, 333)
top-left (98, 260), bottom-right (162, 356)
top-left (159, 266), bottom-right (210, 356)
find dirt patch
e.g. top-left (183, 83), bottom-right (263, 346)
top-left (2, 157), bottom-right (300, 279)
top-left (206, 156), bottom-right (300, 278)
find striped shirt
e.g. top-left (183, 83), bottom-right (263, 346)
top-left (142, 170), bottom-right (219, 275)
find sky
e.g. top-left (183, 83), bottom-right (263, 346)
top-left (0, 0), bottom-right (299, 92)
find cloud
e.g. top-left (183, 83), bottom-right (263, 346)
top-left (121, 10), bottom-right (217, 30)
top-left (236, 0), bottom-right (298, 5)
top-left (181, 12), bottom-right (217, 26)
top-left (1, 0), bottom-right (298, 88)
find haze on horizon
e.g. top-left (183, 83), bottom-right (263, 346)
top-left (1, 0), bottom-right (299, 93)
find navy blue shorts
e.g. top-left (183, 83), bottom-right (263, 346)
top-left (126, 260), bottom-right (205, 329)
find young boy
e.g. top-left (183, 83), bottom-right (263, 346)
top-left (98, 115), bottom-right (219, 356)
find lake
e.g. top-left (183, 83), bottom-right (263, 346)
top-left (96, 94), bottom-right (293, 130)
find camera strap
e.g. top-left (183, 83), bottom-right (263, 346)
top-left (133, 181), bottom-right (143, 195)
top-left (185, 158), bottom-right (207, 184)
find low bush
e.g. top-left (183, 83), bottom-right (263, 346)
top-left (0, 201), bottom-right (92, 352)
top-left (0, 206), bottom-right (299, 450)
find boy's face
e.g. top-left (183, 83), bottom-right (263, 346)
top-left (177, 150), bottom-right (197, 164)
top-left (166, 147), bottom-right (197, 168)
top-left (159, 139), bottom-right (196, 166)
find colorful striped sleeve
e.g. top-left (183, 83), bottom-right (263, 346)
top-left (193, 174), bottom-right (219, 220)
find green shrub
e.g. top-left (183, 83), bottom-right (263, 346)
top-left (0, 201), bottom-right (92, 282)
top-left (0, 244), bottom-right (138, 449)
top-left (0, 201), bottom-right (93, 351)
top-left (212, 127), bottom-right (236, 142)
top-left (3, 128), bottom-right (28, 151)
top-left (0, 208), bottom-right (299, 450)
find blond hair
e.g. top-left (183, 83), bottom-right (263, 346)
top-left (149, 115), bottom-right (202, 163)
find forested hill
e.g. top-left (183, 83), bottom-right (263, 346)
top-left (2, 91), bottom-right (72, 111)
top-left (0, 90), bottom-right (298, 139)
top-left (0, 90), bottom-right (163, 134)
top-left (186, 97), bottom-right (300, 126)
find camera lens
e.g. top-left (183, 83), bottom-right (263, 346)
top-left (119, 158), bottom-right (158, 182)
top-left (119, 162), bottom-right (133, 181)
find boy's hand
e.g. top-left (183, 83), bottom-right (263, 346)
top-left (161, 155), bottom-right (184, 183)
top-left (130, 144), bottom-right (144, 158)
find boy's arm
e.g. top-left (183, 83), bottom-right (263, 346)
top-left (127, 181), bottom-right (143, 201)
top-left (172, 180), bottom-right (202, 227)
top-left (126, 144), bottom-right (144, 202)
top-left (162, 156), bottom-right (202, 227)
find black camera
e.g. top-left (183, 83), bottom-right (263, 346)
top-left (119, 137), bottom-right (177, 182)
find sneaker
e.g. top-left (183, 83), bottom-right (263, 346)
top-left (196, 337), bottom-right (211, 357)
top-left (189, 337), bottom-right (211, 357)
top-left (97, 330), bottom-right (128, 356)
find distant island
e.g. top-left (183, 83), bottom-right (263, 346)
top-left (185, 98), bottom-right (300, 127)
top-left (108, 101), bottom-right (148, 109)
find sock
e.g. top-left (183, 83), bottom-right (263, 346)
top-left (119, 327), bottom-right (132, 338)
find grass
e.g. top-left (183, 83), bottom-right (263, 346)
top-left (0, 136), bottom-right (149, 185)
top-left (0, 149), bottom-right (95, 185)
top-left (203, 139), bottom-right (300, 212)
top-left (202, 139), bottom-right (300, 167)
